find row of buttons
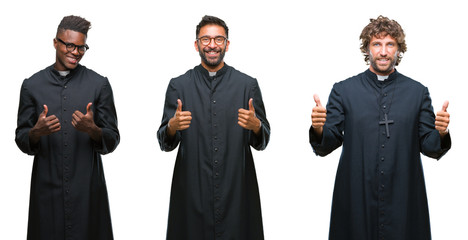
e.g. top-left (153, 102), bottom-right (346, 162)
top-left (378, 89), bottom-right (389, 239)
top-left (62, 83), bottom-right (74, 236)
top-left (211, 77), bottom-right (223, 239)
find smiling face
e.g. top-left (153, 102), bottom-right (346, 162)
top-left (368, 34), bottom-right (399, 76)
top-left (53, 29), bottom-right (87, 71)
top-left (195, 24), bottom-right (230, 72)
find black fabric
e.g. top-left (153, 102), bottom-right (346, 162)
top-left (158, 64), bottom-right (270, 240)
top-left (16, 64), bottom-right (119, 240)
top-left (310, 69), bottom-right (451, 240)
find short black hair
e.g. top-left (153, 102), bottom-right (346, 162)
top-left (57, 15), bottom-right (91, 36)
top-left (196, 15), bottom-right (229, 39)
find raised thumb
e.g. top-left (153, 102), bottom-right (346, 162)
top-left (441, 100), bottom-right (449, 112)
top-left (86, 102), bottom-right (93, 115)
top-left (41, 104), bottom-right (48, 117)
top-left (249, 98), bottom-right (255, 111)
top-left (177, 99), bottom-right (183, 112)
top-left (314, 94), bottom-right (322, 107)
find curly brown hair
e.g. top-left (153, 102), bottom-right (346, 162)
top-left (360, 16), bottom-right (407, 65)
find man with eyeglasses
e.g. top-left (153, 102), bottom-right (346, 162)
top-left (157, 15), bottom-right (270, 240)
top-left (15, 15), bottom-right (119, 240)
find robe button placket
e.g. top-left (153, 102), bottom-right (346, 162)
top-left (378, 89), bottom-right (392, 238)
top-left (211, 91), bottom-right (223, 233)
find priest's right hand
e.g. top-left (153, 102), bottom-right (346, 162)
top-left (167, 99), bottom-right (192, 137)
top-left (311, 94), bottom-right (326, 137)
top-left (29, 104), bottom-right (61, 144)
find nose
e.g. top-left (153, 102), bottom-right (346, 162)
top-left (70, 46), bottom-right (81, 56)
top-left (208, 38), bottom-right (217, 48)
top-left (380, 45), bottom-right (388, 56)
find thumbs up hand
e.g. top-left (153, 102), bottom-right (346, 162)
top-left (238, 98), bottom-right (261, 135)
top-left (72, 102), bottom-right (98, 134)
top-left (311, 94), bottom-right (327, 136)
top-left (30, 104), bottom-right (61, 143)
top-left (435, 100), bottom-right (450, 136)
top-left (167, 99), bottom-right (192, 137)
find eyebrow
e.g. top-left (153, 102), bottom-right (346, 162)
top-left (199, 35), bottom-right (226, 38)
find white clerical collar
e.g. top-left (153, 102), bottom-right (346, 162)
top-left (58, 70), bottom-right (70, 77)
top-left (209, 71), bottom-right (217, 77)
top-left (377, 75), bottom-right (389, 81)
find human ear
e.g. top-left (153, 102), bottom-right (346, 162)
top-left (194, 41), bottom-right (199, 52)
top-left (225, 40), bottom-right (230, 52)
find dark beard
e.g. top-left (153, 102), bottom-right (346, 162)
top-left (199, 47), bottom-right (226, 68)
top-left (369, 59), bottom-right (395, 75)
top-left (369, 51), bottom-right (398, 75)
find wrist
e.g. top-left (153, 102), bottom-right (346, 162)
top-left (167, 121), bottom-right (176, 137)
top-left (28, 128), bottom-right (41, 144)
top-left (88, 125), bottom-right (102, 142)
top-left (439, 128), bottom-right (449, 137)
top-left (253, 120), bottom-right (261, 135)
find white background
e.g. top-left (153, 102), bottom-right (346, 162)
top-left (1, 0), bottom-right (466, 239)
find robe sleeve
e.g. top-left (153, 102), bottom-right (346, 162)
top-left (157, 79), bottom-right (181, 152)
top-left (309, 83), bottom-right (344, 156)
top-left (418, 87), bottom-right (451, 159)
top-left (92, 78), bottom-right (120, 154)
top-left (15, 80), bottom-right (40, 155)
top-left (248, 79), bottom-right (270, 151)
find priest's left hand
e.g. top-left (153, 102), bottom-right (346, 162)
top-left (72, 102), bottom-right (102, 141)
top-left (435, 100), bottom-right (450, 137)
top-left (238, 98), bottom-right (261, 135)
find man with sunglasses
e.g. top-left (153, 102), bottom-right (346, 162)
top-left (15, 15), bottom-right (119, 240)
top-left (158, 15), bottom-right (270, 240)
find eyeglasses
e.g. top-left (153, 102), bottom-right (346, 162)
top-left (197, 36), bottom-right (227, 46)
top-left (56, 38), bottom-right (89, 54)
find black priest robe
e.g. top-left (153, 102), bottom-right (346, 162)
top-left (157, 64), bottom-right (270, 240)
top-left (309, 69), bottom-right (451, 240)
top-left (15, 64), bottom-right (119, 240)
